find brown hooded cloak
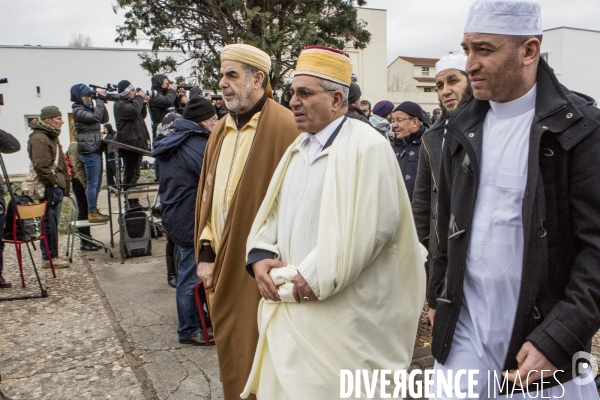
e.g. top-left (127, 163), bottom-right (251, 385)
top-left (194, 97), bottom-right (299, 399)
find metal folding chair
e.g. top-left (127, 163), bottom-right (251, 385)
top-left (64, 196), bottom-right (113, 262)
top-left (193, 280), bottom-right (214, 346)
top-left (4, 201), bottom-right (56, 288)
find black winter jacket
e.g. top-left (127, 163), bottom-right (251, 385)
top-left (113, 95), bottom-right (150, 151)
top-left (412, 120), bottom-right (444, 262)
top-left (430, 59), bottom-right (600, 389)
top-left (0, 129), bottom-right (21, 199)
top-left (390, 124), bottom-right (426, 201)
top-left (72, 100), bottom-right (109, 154)
top-left (152, 118), bottom-right (209, 248)
top-left (148, 74), bottom-right (177, 125)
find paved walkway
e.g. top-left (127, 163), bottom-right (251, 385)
top-left (0, 238), bottom-right (144, 399)
top-left (1, 189), bottom-right (598, 399)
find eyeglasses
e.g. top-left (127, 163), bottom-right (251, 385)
top-left (391, 117), bottom-right (417, 124)
top-left (283, 88), bottom-right (337, 102)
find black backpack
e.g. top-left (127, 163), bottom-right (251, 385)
top-left (4, 194), bottom-right (42, 241)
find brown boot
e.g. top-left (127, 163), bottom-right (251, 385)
top-left (88, 210), bottom-right (110, 223)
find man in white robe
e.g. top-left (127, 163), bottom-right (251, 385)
top-left (241, 46), bottom-right (426, 400)
top-left (429, 1), bottom-right (600, 398)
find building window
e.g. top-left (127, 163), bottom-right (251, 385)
top-left (24, 115), bottom-right (39, 130)
top-left (424, 88), bottom-right (432, 92)
top-left (422, 67), bottom-right (429, 76)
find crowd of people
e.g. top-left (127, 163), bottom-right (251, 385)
top-left (0, 0), bottom-right (599, 399)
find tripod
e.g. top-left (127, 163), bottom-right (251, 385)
top-left (0, 152), bottom-right (48, 300)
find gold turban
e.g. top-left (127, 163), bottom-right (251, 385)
top-left (221, 43), bottom-right (273, 99)
top-left (294, 46), bottom-right (353, 87)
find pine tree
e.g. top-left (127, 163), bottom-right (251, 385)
top-left (114, 0), bottom-right (371, 90)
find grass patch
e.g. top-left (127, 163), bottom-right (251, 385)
top-left (139, 168), bottom-right (156, 183)
top-left (58, 200), bottom-right (72, 235)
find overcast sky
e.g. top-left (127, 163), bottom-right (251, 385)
top-left (2, 0), bottom-right (599, 65)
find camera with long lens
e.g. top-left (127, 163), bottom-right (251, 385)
top-left (146, 83), bottom-right (195, 98)
top-left (89, 83), bottom-right (120, 101)
top-left (0, 78), bottom-right (7, 106)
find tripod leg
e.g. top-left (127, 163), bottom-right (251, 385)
top-left (16, 244), bottom-right (25, 288)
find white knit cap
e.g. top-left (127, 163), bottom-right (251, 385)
top-left (464, 0), bottom-right (542, 36)
top-left (436, 54), bottom-right (468, 76)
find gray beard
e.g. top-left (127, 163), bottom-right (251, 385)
top-left (224, 80), bottom-right (254, 112)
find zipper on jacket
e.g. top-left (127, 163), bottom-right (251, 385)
top-left (422, 139), bottom-right (441, 249)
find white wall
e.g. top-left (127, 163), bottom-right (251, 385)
top-left (350, 8), bottom-right (388, 106)
top-left (542, 27), bottom-right (600, 103)
top-left (0, 46), bottom-right (189, 174)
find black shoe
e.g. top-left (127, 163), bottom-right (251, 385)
top-left (179, 333), bottom-right (209, 346)
top-left (0, 277), bottom-right (11, 289)
top-left (80, 243), bottom-right (100, 251)
top-left (167, 273), bottom-right (178, 288)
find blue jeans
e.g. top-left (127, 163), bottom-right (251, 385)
top-left (176, 246), bottom-right (200, 339)
top-left (41, 187), bottom-right (63, 260)
top-left (79, 152), bottom-right (103, 212)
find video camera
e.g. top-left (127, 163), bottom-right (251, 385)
top-left (89, 83), bottom-right (120, 101)
top-left (146, 83), bottom-right (196, 98)
top-left (0, 78), bottom-right (7, 106)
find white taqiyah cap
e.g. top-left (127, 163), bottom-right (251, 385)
top-left (464, 0), bottom-right (542, 36)
top-left (436, 54), bottom-right (468, 76)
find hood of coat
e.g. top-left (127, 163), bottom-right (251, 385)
top-left (29, 118), bottom-right (61, 140)
top-left (369, 114), bottom-right (391, 131)
top-left (151, 74), bottom-right (168, 93)
top-left (152, 118), bottom-right (209, 161)
top-left (70, 83), bottom-right (94, 109)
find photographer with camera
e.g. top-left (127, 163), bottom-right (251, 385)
top-left (114, 80), bottom-right (150, 188)
top-left (0, 129), bottom-right (20, 288)
top-left (148, 74), bottom-right (178, 139)
top-left (70, 84), bottom-right (110, 223)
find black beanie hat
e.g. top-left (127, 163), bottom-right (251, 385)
top-left (393, 101), bottom-right (424, 122)
top-left (348, 82), bottom-right (361, 105)
top-left (117, 80), bottom-right (132, 94)
top-left (183, 97), bottom-right (216, 123)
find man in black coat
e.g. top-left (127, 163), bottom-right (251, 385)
top-left (412, 54), bottom-right (471, 279)
top-left (148, 74), bottom-right (177, 139)
top-left (152, 96), bottom-right (217, 346)
top-left (390, 101), bottom-right (427, 201)
top-left (113, 80), bottom-right (150, 186)
top-left (429, 1), bottom-right (600, 397)
top-left (0, 129), bottom-right (20, 288)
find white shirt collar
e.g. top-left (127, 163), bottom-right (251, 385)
top-left (301, 116), bottom-right (345, 147)
top-left (489, 84), bottom-right (537, 119)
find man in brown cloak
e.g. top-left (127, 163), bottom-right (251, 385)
top-left (194, 43), bottom-right (299, 399)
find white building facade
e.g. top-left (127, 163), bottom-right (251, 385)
top-left (541, 27), bottom-right (600, 104)
top-left (386, 56), bottom-right (440, 113)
